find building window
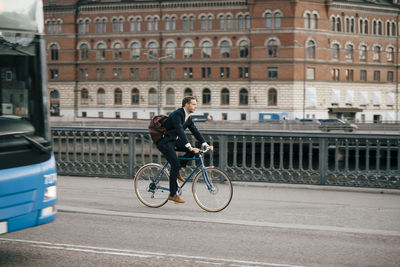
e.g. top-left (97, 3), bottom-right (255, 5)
top-left (50, 90), bottom-right (60, 116)
top-left (387, 47), bottom-right (394, 62)
top-left (220, 40), bottom-right (230, 58)
top-left (222, 113), bottom-right (228, 121)
top-left (183, 16), bottom-right (188, 31)
top-left (274, 12), bottom-right (281, 28)
top-left (97, 43), bottom-right (106, 60)
top-left (80, 44), bottom-right (89, 60)
top-left (202, 41), bottom-right (212, 58)
top-left (166, 41), bottom-right (176, 58)
top-left (387, 71), bottom-right (394, 82)
top-left (373, 70), bottom-right (380, 81)
top-left (97, 88), bottom-right (105, 104)
top-left (50, 44), bottom-right (58, 61)
top-left (130, 68), bottom-right (140, 79)
top-left (149, 88), bottom-right (157, 105)
top-left (98, 112), bottom-right (103, 118)
top-left (268, 67), bottom-right (277, 79)
top-left (307, 40), bottom-right (315, 58)
top-left (114, 88), bottom-right (122, 105)
top-left (131, 88), bottom-right (140, 104)
top-left (166, 88), bottom-right (175, 105)
top-left (80, 69), bottom-right (89, 80)
top-left (82, 112), bottom-right (87, 117)
top-left (113, 43), bottom-right (123, 60)
top-left (221, 88), bottom-right (230, 105)
top-left (268, 39), bottom-right (278, 57)
top-left (50, 69), bottom-right (58, 79)
top-left (239, 40), bottom-right (249, 58)
top-left (184, 88), bottom-right (193, 97)
top-left (345, 69), bottom-right (354, 81)
top-left (115, 112), bottom-right (120, 119)
top-left (202, 88), bottom-right (211, 105)
top-left (220, 67), bottom-right (230, 78)
top-left (265, 13), bottom-right (272, 28)
top-left (239, 67), bottom-right (249, 79)
top-left (332, 69), bottom-right (340, 81)
top-left (202, 67), bottom-right (211, 78)
top-left (113, 68), bottom-right (122, 79)
top-left (96, 68), bottom-right (105, 80)
top-left (183, 41), bottom-right (193, 58)
top-left (360, 45), bottom-right (367, 61)
top-left (166, 68), bottom-right (175, 79)
top-left (132, 112), bottom-right (138, 119)
top-left (239, 88), bottom-right (248, 105)
top-left (345, 44), bottom-right (354, 60)
top-left (332, 44), bottom-right (339, 60)
top-left (268, 88), bottom-right (277, 106)
top-left (306, 68), bottom-right (315, 80)
top-left (373, 46), bottom-right (381, 61)
top-left (311, 14), bottom-right (318, 29)
top-left (131, 42), bottom-right (140, 59)
top-left (148, 42), bottom-right (158, 57)
top-left (360, 70), bottom-right (367, 81)
top-left (241, 113), bottom-right (247, 121)
top-left (183, 67), bottom-right (193, 79)
top-left (81, 88), bottom-right (89, 104)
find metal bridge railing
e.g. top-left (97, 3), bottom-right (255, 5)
top-left (51, 127), bottom-right (400, 189)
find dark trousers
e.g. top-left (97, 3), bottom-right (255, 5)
top-left (156, 138), bottom-right (194, 196)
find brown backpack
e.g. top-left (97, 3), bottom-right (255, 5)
top-left (148, 115), bottom-right (169, 143)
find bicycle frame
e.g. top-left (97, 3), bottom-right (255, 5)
top-left (151, 152), bottom-right (214, 193)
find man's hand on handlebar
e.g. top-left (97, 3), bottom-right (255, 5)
top-left (190, 147), bottom-right (200, 154)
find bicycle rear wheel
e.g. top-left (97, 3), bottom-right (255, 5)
top-left (192, 167), bottom-right (233, 212)
top-left (134, 163), bottom-right (169, 208)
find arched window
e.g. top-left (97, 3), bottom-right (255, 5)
top-left (136, 18), bottom-right (141, 31)
top-left (378, 21), bottom-right (382, 35)
top-left (360, 45), bottom-right (367, 61)
top-left (239, 40), bottom-right (249, 58)
top-left (190, 16), bottom-right (195, 30)
top-left (219, 15), bottom-right (225, 30)
top-left (305, 13), bottom-right (311, 29)
top-left (112, 18), bottom-right (118, 32)
top-left (387, 47), bottom-right (394, 62)
top-left (364, 20), bottom-right (368, 34)
top-left (245, 15), bottom-right (251, 29)
top-left (97, 88), bottom-right (105, 104)
top-left (268, 39), bottom-right (278, 57)
top-left (239, 88), bottom-right (248, 105)
top-left (208, 15), bottom-right (213, 30)
top-left (336, 17), bottom-right (341, 32)
top-left (183, 41), bottom-right (193, 58)
top-left (166, 41), bottom-right (176, 58)
top-left (201, 16), bottom-right (206, 30)
top-left (97, 43), bottom-right (106, 60)
top-left (274, 12), bottom-right (281, 28)
top-left (131, 42), bottom-right (140, 59)
top-left (221, 88), bottom-right (230, 105)
top-left (50, 90), bottom-right (59, 101)
top-left (114, 88), bottom-right (122, 105)
top-left (345, 44), bottom-right (354, 60)
top-left (81, 88), bottom-right (89, 104)
top-left (331, 17), bottom-right (335, 31)
top-left (149, 88), bottom-right (157, 105)
top-left (373, 46), bottom-right (381, 61)
top-left (154, 17), bottom-right (158, 31)
top-left (50, 44), bottom-right (58, 60)
top-left (131, 88), bottom-right (140, 105)
top-left (268, 88), bottom-right (277, 106)
top-left (165, 17), bottom-right (170, 31)
top-left (95, 19), bottom-right (101, 33)
top-left (373, 20), bottom-right (377, 35)
top-left (171, 17), bottom-right (176, 30)
top-left (332, 44), bottom-right (339, 59)
top-left (184, 88), bottom-right (193, 97)
top-left (183, 16), bottom-right (188, 31)
top-left (79, 20), bottom-right (84, 33)
top-left (166, 88), bottom-right (175, 105)
top-left (265, 13), bottom-right (272, 28)
top-left (306, 40), bottom-right (315, 58)
top-left (202, 88), bottom-right (211, 105)
top-left (226, 15), bottom-right (232, 30)
top-left (102, 18), bottom-right (107, 33)
top-left (129, 18), bottom-right (136, 32)
top-left (311, 14), bottom-right (318, 29)
top-left (202, 41), bottom-right (212, 58)
top-left (220, 40), bottom-right (230, 58)
top-left (147, 17), bottom-right (153, 31)
top-left (148, 41), bottom-right (158, 57)
top-left (119, 18), bottom-right (124, 32)
top-left (80, 44), bottom-right (89, 60)
top-left (392, 22), bottom-right (396, 36)
top-left (113, 43), bottom-right (122, 60)
top-left (238, 15), bottom-right (244, 29)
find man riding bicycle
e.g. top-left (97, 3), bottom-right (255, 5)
top-left (156, 96), bottom-right (213, 204)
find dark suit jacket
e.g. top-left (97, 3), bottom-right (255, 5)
top-left (162, 108), bottom-right (205, 145)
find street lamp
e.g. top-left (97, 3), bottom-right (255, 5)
top-left (145, 52), bottom-right (172, 115)
top-left (293, 40), bottom-right (316, 120)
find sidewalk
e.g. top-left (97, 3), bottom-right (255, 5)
top-left (57, 175), bottom-right (400, 236)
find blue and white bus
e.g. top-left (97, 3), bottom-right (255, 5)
top-left (0, 0), bottom-right (57, 234)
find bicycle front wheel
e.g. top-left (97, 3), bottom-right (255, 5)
top-left (134, 163), bottom-right (169, 208)
top-left (192, 167), bottom-right (233, 212)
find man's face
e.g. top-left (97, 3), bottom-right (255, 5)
top-left (186, 99), bottom-right (197, 113)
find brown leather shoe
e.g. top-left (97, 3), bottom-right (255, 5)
top-left (168, 195), bottom-right (185, 204)
top-left (177, 172), bottom-right (185, 183)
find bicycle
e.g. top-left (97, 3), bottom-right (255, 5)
top-left (134, 148), bottom-right (233, 212)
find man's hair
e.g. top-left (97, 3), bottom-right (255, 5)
top-left (182, 96), bottom-right (196, 107)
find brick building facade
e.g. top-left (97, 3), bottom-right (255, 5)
top-left (44, 0), bottom-right (400, 123)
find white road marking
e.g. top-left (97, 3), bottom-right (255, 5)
top-left (58, 205), bottom-right (400, 237)
top-left (0, 238), bottom-right (305, 267)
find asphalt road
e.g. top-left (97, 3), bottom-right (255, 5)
top-left (1, 176), bottom-right (400, 266)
